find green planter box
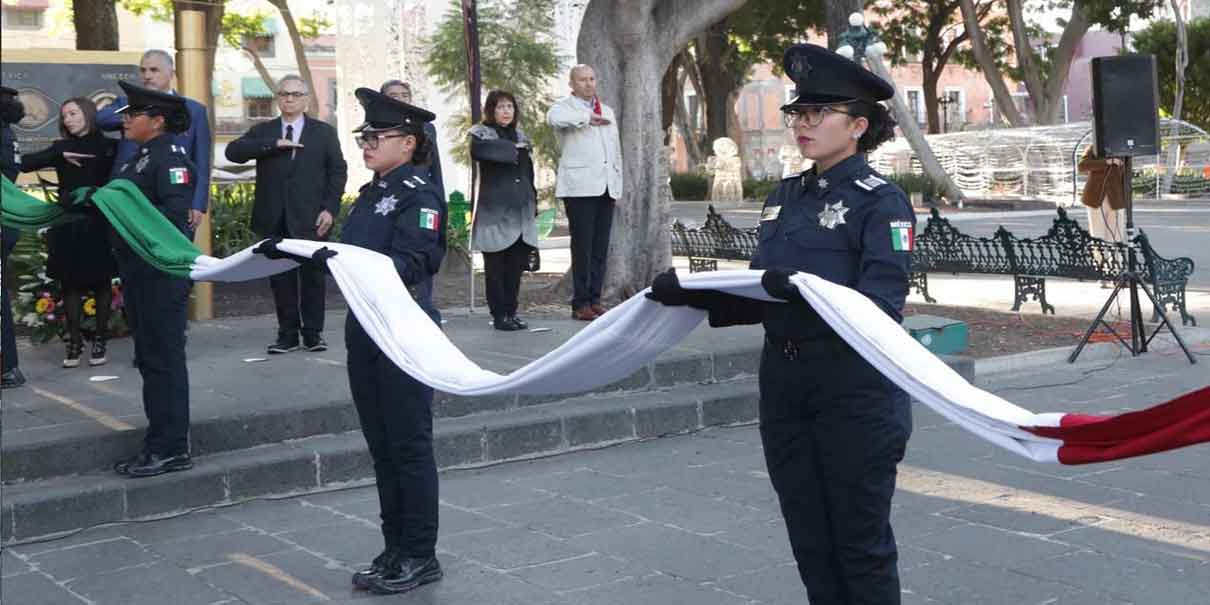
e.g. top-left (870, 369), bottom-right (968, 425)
top-left (901, 315), bottom-right (968, 355)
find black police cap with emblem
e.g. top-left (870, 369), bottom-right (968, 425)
top-left (115, 80), bottom-right (191, 133)
top-left (353, 87), bottom-right (436, 133)
top-left (780, 43), bottom-right (894, 110)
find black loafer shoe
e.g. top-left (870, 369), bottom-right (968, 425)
top-left (1, 368), bottom-right (26, 389)
top-left (508, 315), bottom-right (529, 330)
top-left (123, 452), bottom-right (193, 478)
top-left (367, 556), bottom-right (442, 595)
top-left (352, 547), bottom-right (401, 589)
top-left (492, 317), bottom-right (524, 332)
top-left (113, 453), bottom-right (142, 475)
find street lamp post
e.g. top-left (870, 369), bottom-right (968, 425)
top-left (833, 12), bottom-right (966, 207)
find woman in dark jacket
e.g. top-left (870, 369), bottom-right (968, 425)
top-left (21, 97), bottom-right (118, 367)
top-left (470, 90), bottom-right (540, 331)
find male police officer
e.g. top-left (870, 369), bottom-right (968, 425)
top-left (647, 43), bottom-right (914, 604)
top-left (341, 88), bottom-right (446, 595)
top-left (107, 81), bottom-right (198, 478)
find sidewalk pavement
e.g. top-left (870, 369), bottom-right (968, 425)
top-left (2, 348), bottom-right (1206, 604)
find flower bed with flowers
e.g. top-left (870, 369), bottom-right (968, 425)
top-left (9, 228), bottom-right (127, 344)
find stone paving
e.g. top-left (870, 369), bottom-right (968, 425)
top-left (3, 347), bottom-right (1207, 604)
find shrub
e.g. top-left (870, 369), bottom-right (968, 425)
top-left (669, 173), bottom-right (709, 201)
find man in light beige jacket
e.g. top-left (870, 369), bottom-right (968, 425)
top-left (548, 64), bottom-right (624, 321)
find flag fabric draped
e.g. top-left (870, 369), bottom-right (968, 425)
top-left (3, 177), bottom-right (1207, 465)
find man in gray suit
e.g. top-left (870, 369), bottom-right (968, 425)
top-left (226, 75), bottom-right (347, 353)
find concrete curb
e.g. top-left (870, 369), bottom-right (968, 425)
top-left (975, 327), bottom-right (1210, 377)
top-left (1, 355), bottom-right (973, 545)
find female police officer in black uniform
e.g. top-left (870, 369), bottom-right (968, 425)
top-left (108, 81), bottom-right (198, 478)
top-left (648, 44), bottom-right (914, 604)
top-left (341, 88), bottom-right (446, 596)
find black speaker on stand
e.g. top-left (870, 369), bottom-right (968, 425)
top-left (1069, 54), bottom-right (1195, 364)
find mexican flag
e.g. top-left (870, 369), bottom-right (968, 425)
top-left (891, 220), bottom-right (913, 252)
top-left (3, 177), bottom-right (1207, 465)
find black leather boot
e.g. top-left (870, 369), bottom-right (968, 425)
top-left (367, 556), bottom-right (442, 595)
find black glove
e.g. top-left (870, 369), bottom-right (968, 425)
top-left (253, 237), bottom-right (337, 267)
top-left (761, 269), bottom-right (804, 303)
top-left (645, 268), bottom-right (713, 310)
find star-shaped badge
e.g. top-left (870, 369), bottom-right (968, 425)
top-left (374, 194), bottom-right (399, 216)
top-left (817, 201), bottom-right (849, 229)
top-left (817, 178), bottom-right (828, 189)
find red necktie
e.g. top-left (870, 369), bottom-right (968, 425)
top-left (592, 97), bottom-right (602, 116)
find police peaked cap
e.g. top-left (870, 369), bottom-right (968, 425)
top-left (115, 80), bottom-right (188, 116)
top-left (781, 43), bottom-right (895, 109)
top-left (0, 85), bottom-right (17, 98)
top-left (353, 87), bottom-right (436, 133)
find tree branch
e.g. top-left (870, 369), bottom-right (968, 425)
top-left (1006, 0), bottom-right (1045, 105)
top-left (960, 0), bottom-right (1025, 126)
top-left (1040, 0), bottom-right (1091, 119)
top-left (664, 0), bottom-right (748, 56)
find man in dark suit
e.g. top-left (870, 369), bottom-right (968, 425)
top-left (226, 74), bottom-right (348, 353)
top-left (97, 49), bottom-right (212, 231)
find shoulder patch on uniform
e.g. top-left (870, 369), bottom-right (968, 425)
top-left (418, 207), bottom-right (440, 231)
top-left (411, 176), bottom-right (427, 186)
top-left (168, 166), bottom-right (190, 185)
top-left (854, 174), bottom-right (888, 191)
top-left (890, 220), bottom-right (914, 252)
top-left (402, 179), bottom-right (416, 189)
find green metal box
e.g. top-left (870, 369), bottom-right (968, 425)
top-left (901, 314), bottom-right (968, 355)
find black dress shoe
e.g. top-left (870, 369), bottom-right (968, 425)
top-left (492, 316), bottom-right (524, 331)
top-left (367, 556), bottom-right (442, 595)
top-left (352, 547), bottom-right (401, 589)
top-left (1, 368), bottom-right (26, 389)
top-left (508, 315), bottom-right (529, 330)
top-left (121, 452), bottom-right (193, 478)
top-left (113, 453), bottom-right (142, 475)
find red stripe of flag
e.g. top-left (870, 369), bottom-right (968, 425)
top-left (1021, 385), bottom-right (1210, 464)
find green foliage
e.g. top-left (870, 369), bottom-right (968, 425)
top-left (884, 172), bottom-right (945, 202)
top-left (743, 178), bottom-right (780, 202)
top-left (424, 0), bottom-right (563, 169)
top-left (118, 0), bottom-right (173, 21)
top-left (220, 11), bottom-right (272, 49)
top-left (1007, 1), bottom-right (1163, 84)
top-left (726, 1), bottom-right (828, 69)
top-left (669, 173), bottom-right (710, 201)
top-left (1133, 17), bottom-right (1210, 130)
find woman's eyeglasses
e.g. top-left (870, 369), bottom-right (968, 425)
top-left (782, 106), bottom-right (854, 129)
top-left (355, 133), bottom-right (406, 150)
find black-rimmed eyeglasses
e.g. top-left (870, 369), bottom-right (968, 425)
top-left (782, 106), bottom-right (855, 129)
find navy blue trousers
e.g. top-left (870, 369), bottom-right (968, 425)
top-left (2, 228), bottom-right (19, 374)
top-left (758, 338), bottom-right (911, 605)
top-left (346, 313), bottom-right (438, 557)
top-left (119, 253), bottom-right (191, 455)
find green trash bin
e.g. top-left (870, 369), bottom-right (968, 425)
top-left (447, 190), bottom-right (471, 234)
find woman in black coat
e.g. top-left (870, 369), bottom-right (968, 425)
top-left (469, 90), bottom-right (540, 331)
top-left (21, 97), bottom-right (118, 368)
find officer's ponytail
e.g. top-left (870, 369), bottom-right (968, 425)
top-left (404, 124), bottom-right (432, 166)
top-left (850, 101), bottom-right (896, 153)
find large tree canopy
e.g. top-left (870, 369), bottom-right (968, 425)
top-left (1134, 16), bottom-right (1209, 130)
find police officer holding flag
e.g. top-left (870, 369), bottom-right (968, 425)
top-left (108, 80), bottom-right (198, 478)
top-left (645, 43), bottom-right (915, 604)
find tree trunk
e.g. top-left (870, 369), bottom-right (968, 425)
top-left (242, 47), bottom-right (278, 95)
top-left (869, 53), bottom-right (965, 205)
top-left (578, 0), bottom-right (747, 299)
top-left (922, 62), bottom-right (941, 134)
top-left (74, 0), bottom-right (119, 50)
top-left (1161, 0), bottom-right (1188, 195)
top-left (695, 22), bottom-right (741, 146)
top-left (959, 0), bottom-right (1025, 126)
top-left (674, 70), bottom-right (705, 169)
top-left (823, 0), bottom-right (865, 48)
top-left (267, 0), bottom-right (318, 114)
top-left (1007, 0), bottom-right (1090, 125)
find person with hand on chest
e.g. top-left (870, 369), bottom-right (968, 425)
top-left (107, 80), bottom-right (199, 478)
top-left (225, 74), bottom-right (348, 354)
top-left (645, 43), bottom-right (915, 604)
top-left (338, 87), bottom-right (446, 596)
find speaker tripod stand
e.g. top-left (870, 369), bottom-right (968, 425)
top-left (1068, 156), bottom-right (1196, 364)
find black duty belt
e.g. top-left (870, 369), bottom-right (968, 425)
top-left (764, 334), bottom-right (848, 361)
